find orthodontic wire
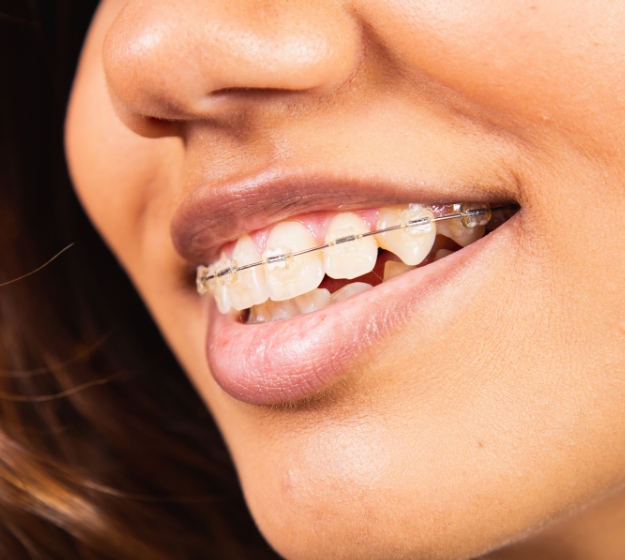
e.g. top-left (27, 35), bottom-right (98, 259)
top-left (199, 204), bottom-right (518, 283)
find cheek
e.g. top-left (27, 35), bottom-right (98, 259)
top-left (361, 0), bottom-right (625, 156)
top-left (65, 9), bottom-right (177, 270)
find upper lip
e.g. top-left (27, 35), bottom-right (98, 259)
top-left (170, 166), bottom-right (515, 266)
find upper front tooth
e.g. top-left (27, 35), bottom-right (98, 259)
top-left (376, 204), bottom-right (436, 265)
top-left (263, 222), bottom-right (324, 301)
top-left (227, 235), bottom-right (268, 311)
top-left (323, 213), bottom-right (378, 279)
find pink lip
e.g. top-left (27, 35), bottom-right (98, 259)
top-left (206, 223), bottom-right (510, 405)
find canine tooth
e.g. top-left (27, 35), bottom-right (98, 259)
top-left (435, 249), bottom-right (453, 261)
top-left (383, 261), bottom-right (415, 282)
top-left (323, 213), bottom-right (377, 279)
top-left (213, 256), bottom-right (232, 313)
top-left (331, 282), bottom-right (373, 304)
top-left (294, 289), bottom-right (331, 314)
top-left (376, 205), bottom-right (436, 265)
top-left (227, 235), bottom-right (268, 311)
top-left (437, 204), bottom-right (485, 247)
top-left (263, 222), bottom-right (324, 301)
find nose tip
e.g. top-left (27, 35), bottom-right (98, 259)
top-left (103, 0), bottom-right (361, 124)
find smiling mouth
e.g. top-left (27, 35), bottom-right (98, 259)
top-left (169, 168), bottom-right (520, 405)
top-left (196, 202), bottom-right (518, 324)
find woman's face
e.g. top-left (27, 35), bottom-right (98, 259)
top-left (66, 1), bottom-right (625, 558)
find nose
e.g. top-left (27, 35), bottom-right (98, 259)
top-left (103, 0), bottom-right (362, 128)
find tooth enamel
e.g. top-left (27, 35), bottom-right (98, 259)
top-left (294, 288), bottom-right (331, 314)
top-left (196, 265), bottom-right (214, 296)
top-left (383, 260), bottom-right (415, 282)
top-left (263, 222), bottom-right (325, 301)
top-left (323, 213), bottom-right (378, 279)
top-left (376, 205), bottom-right (436, 266)
top-left (331, 282), bottom-right (373, 304)
top-left (203, 201), bottom-right (500, 315)
top-left (247, 288), bottom-right (331, 324)
top-left (435, 249), bottom-right (453, 261)
top-left (436, 204), bottom-right (485, 247)
top-left (213, 256), bottom-right (233, 313)
top-left (437, 220), bottom-right (485, 247)
top-left (248, 300), bottom-right (295, 323)
top-left (247, 304), bottom-right (269, 324)
top-left (265, 299), bottom-right (300, 321)
top-left (227, 235), bottom-right (268, 311)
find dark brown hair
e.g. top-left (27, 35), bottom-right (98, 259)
top-left (0, 2), bottom-right (277, 558)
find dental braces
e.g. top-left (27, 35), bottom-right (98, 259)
top-left (196, 202), bottom-right (517, 294)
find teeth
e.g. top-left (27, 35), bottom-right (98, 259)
top-left (436, 204), bottom-right (485, 247)
top-left (201, 201), bottom-right (507, 320)
top-left (331, 282), bottom-right (373, 304)
top-left (246, 299), bottom-right (299, 323)
top-left (246, 290), bottom-right (331, 324)
top-left (262, 299), bottom-right (300, 322)
top-left (247, 301), bottom-right (273, 324)
top-left (376, 205), bottom-right (436, 266)
top-left (246, 284), bottom-right (367, 323)
top-left (383, 260), bottom-right (415, 282)
top-left (227, 235), bottom-right (268, 311)
top-left (323, 213), bottom-right (378, 279)
top-left (294, 288), bottom-right (331, 314)
top-left (263, 222), bottom-right (324, 301)
top-left (213, 255), bottom-right (233, 313)
top-left (437, 220), bottom-right (484, 247)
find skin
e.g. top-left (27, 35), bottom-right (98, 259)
top-left (66, 1), bottom-right (625, 558)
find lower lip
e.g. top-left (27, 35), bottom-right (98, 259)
top-left (206, 224), bottom-right (509, 405)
